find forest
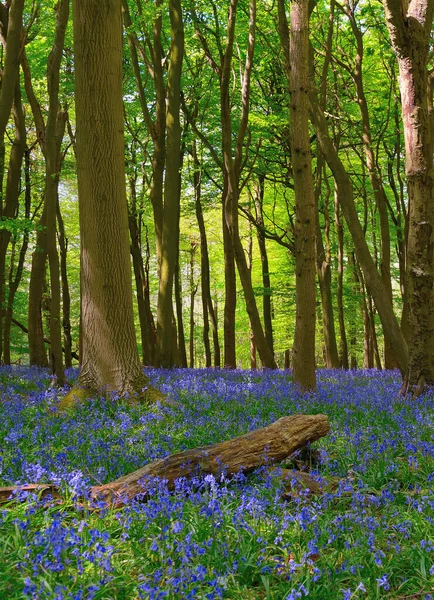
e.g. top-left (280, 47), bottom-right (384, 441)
top-left (0, 0), bottom-right (433, 598)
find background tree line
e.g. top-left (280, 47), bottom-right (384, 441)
top-left (0, 0), bottom-right (432, 396)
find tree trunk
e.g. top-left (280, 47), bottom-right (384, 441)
top-left (309, 95), bottom-right (409, 375)
top-left (221, 0), bottom-right (276, 370)
top-left (72, 0), bottom-right (160, 400)
top-left (155, 0), bottom-right (184, 368)
top-left (92, 413), bottom-right (330, 505)
top-left (222, 179), bottom-right (237, 368)
top-left (254, 175), bottom-right (274, 356)
top-left (128, 212), bottom-right (156, 366)
top-left (28, 207), bottom-right (49, 367)
top-left (344, 2), bottom-right (396, 368)
top-left (57, 197), bottom-right (72, 369)
top-left (287, 0), bottom-right (317, 389)
top-left (383, 0), bottom-right (434, 392)
top-left (44, 0), bottom-right (69, 386)
top-left (315, 155), bottom-right (340, 368)
top-left (189, 241), bottom-right (197, 369)
top-left (174, 256), bottom-right (187, 368)
top-left (0, 84), bottom-right (25, 364)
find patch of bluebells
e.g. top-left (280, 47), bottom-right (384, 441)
top-left (0, 366), bottom-right (433, 598)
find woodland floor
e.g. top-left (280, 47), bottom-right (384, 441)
top-left (0, 367), bottom-right (433, 599)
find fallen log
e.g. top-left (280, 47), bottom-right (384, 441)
top-left (91, 413), bottom-right (329, 505)
top-left (0, 484), bottom-right (61, 503)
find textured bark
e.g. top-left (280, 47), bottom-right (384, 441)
top-left (288, 0), bottom-right (316, 389)
top-left (91, 413), bottom-right (330, 505)
top-left (72, 0), bottom-right (160, 399)
top-left (0, 84), bottom-right (25, 364)
top-left (310, 95), bottom-right (409, 375)
top-left (0, 1), bottom-right (25, 362)
top-left (155, 0), bottom-right (184, 368)
top-left (383, 0), bottom-right (434, 392)
top-left (44, 0), bottom-right (69, 385)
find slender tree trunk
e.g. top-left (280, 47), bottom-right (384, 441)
top-left (254, 175), bottom-right (274, 356)
top-left (222, 179), bottom-right (237, 368)
top-left (193, 145), bottom-right (216, 367)
top-left (315, 155), bottom-right (340, 368)
top-left (155, 0), bottom-right (184, 368)
top-left (174, 257), bottom-right (187, 368)
top-left (56, 198), bottom-right (72, 369)
top-left (129, 211), bottom-right (156, 366)
top-left (0, 84), bottom-right (25, 363)
top-left (309, 94), bottom-right (409, 375)
top-left (189, 241), bottom-right (197, 369)
top-left (3, 145), bottom-right (31, 364)
top-left (343, 2), bottom-right (395, 368)
top-left (334, 189), bottom-right (349, 369)
top-left (221, 0), bottom-right (276, 369)
top-left (72, 0), bottom-right (159, 399)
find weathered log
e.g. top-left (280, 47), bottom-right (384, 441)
top-left (91, 413), bottom-right (330, 505)
top-left (0, 484), bottom-right (61, 503)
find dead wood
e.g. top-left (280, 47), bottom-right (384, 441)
top-left (91, 413), bottom-right (330, 505)
top-left (0, 414), bottom-right (329, 507)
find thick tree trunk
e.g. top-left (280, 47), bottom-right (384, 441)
top-left (383, 0), bottom-right (434, 392)
top-left (91, 413), bottom-right (330, 505)
top-left (155, 0), bottom-right (184, 368)
top-left (288, 0), bottom-right (317, 389)
top-left (72, 0), bottom-right (160, 400)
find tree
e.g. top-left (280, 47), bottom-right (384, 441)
top-left (67, 0), bottom-right (162, 401)
top-left (278, 0), bottom-right (316, 389)
top-left (383, 0), bottom-right (434, 394)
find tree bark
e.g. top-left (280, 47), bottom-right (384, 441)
top-left (254, 175), bottom-right (275, 357)
top-left (91, 413), bottom-right (330, 505)
top-left (72, 0), bottom-right (161, 400)
top-left (44, 0), bottom-right (69, 385)
top-left (57, 197), bottom-right (73, 369)
top-left (383, 0), bottom-right (434, 392)
top-left (288, 0), bottom-right (316, 389)
top-left (155, 0), bottom-right (184, 367)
